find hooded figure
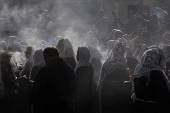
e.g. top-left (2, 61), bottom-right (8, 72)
top-left (57, 38), bottom-right (76, 69)
top-left (97, 39), bottom-right (131, 113)
top-left (133, 48), bottom-right (170, 113)
top-left (88, 46), bottom-right (102, 84)
top-left (0, 41), bottom-right (8, 51)
top-left (30, 49), bottom-right (45, 80)
top-left (75, 47), bottom-right (94, 113)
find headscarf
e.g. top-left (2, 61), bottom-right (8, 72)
top-left (133, 48), bottom-right (170, 91)
top-left (97, 39), bottom-right (127, 98)
top-left (58, 38), bottom-right (75, 58)
top-left (75, 47), bottom-right (90, 72)
top-left (0, 41), bottom-right (7, 51)
top-left (117, 38), bottom-right (129, 47)
top-left (88, 46), bottom-right (102, 61)
top-left (33, 49), bottom-right (45, 67)
top-left (107, 40), bottom-right (115, 54)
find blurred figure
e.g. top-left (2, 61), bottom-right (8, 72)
top-left (75, 47), bottom-right (94, 113)
top-left (0, 41), bottom-right (8, 51)
top-left (110, 11), bottom-right (118, 29)
top-left (0, 51), bottom-right (18, 113)
top-left (87, 46), bottom-right (103, 113)
top-left (133, 48), bottom-right (170, 113)
top-left (56, 38), bottom-right (76, 69)
top-left (30, 47), bottom-right (76, 113)
top-left (88, 46), bottom-right (102, 81)
top-left (96, 11), bottom-right (110, 35)
top-left (21, 46), bottom-right (34, 78)
top-left (107, 30), bottom-right (123, 41)
top-left (97, 40), bottom-right (131, 113)
top-left (30, 49), bottom-right (45, 80)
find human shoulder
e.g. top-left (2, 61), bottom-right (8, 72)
top-left (76, 65), bottom-right (94, 74)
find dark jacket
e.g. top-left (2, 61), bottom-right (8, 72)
top-left (101, 68), bottom-right (132, 113)
top-left (134, 70), bottom-right (170, 113)
top-left (127, 57), bottom-right (138, 74)
top-left (60, 57), bottom-right (76, 70)
top-left (30, 65), bottom-right (44, 81)
top-left (1, 65), bottom-right (15, 89)
top-left (30, 58), bottom-right (76, 113)
top-left (75, 65), bottom-right (94, 113)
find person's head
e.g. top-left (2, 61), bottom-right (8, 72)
top-left (56, 39), bottom-right (64, 53)
top-left (114, 30), bottom-right (123, 40)
top-left (123, 34), bottom-right (129, 40)
top-left (136, 48), bottom-right (164, 72)
top-left (33, 49), bottom-right (45, 66)
top-left (76, 47), bottom-right (90, 62)
top-left (25, 46), bottom-right (34, 59)
top-left (56, 38), bottom-right (74, 58)
top-left (0, 51), bottom-right (12, 67)
top-left (43, 47), bottom-right (59, 65)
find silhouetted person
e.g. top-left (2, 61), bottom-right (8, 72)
top-left (30, 49), bottom-right (45, 81)
top-left (75, 47), bottom-right (94, 113)
top-left (133, 48), bottom-right (170, 113)
top-left (98, 40), bottom-right (132, 113)
top-left (56, 38), bottom-right (76, 70)
top-left (0, 51), bottom-right (17, 113)
top-left (30, 47), bottom-right (76, 113)
top-left (21, 46), bottom-right (34, 78)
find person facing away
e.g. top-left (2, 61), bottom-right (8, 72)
top-left (30, 47), bottom-right (76, 113)
top-left (133, 48), bottom-right (170, 113)
top-left (21, 46), bottom-right (34, 79)
top-left (56, 38), bottom-right (76, 70)
top-left (75, 47), bottom-right (94, 113)
top-left (30, 49), bottom-right (45, 81)
top-left (0, 51), bottom-right (18, 113)
top-left (97, 39), bottom-right (132, 113)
